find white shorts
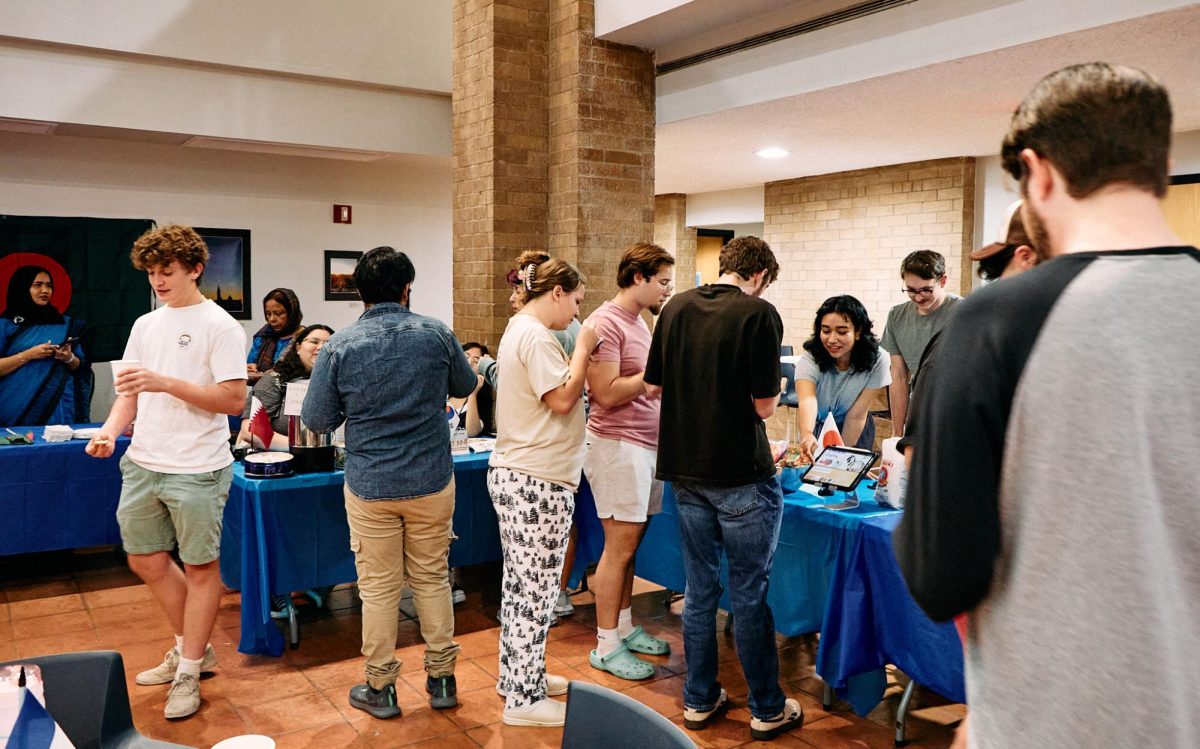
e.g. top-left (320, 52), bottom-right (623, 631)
top-left (583, 433), bottom-right (663, 523)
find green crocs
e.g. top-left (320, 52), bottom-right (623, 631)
top-left (621, 625), bottom-right (671, 656)
top-left (589, 643), bottom-right (654, 681)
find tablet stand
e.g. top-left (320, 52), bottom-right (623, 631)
top-left (819, 486), bottom-right (860, 511)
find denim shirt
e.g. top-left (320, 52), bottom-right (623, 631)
top-left (302, 303), bottom-right (477, 500)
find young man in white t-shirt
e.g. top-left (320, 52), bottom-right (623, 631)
top-left (581, 243), bottom-right (675, 681)
top-left (87, 224), bottom-right (247, 720)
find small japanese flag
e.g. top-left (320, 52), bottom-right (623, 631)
top-left (816, 412), bottom-right (844, 450)
top-left (247, 396), bottom-right (276, 450)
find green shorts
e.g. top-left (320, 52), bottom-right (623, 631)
top-left (116, 454), bottom-right (233, 565)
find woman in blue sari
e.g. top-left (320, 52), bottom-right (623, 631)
top-left (0, 265), bottom-right (91, 426)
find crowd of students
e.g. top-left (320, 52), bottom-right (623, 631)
top-left (53, 60), bottom-right (1197, 747)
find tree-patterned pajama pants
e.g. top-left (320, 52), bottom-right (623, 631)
top-left (487, 466), bottom-right (574, 710)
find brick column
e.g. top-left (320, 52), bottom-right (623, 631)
top-left (654, 193), bottom-right (697, 291)
top-left (453, 0), bottom-right (655, 345)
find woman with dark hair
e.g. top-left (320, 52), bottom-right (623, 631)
top-left (246, 288), bottom-right (303, 381)
top-left (238, 323), bottom-right (333, 450)
top-left (451, 341), bottom-right (491, 438)
top-left (238, 322), bottom-right (335, 616)
top-left (0, 265), bottom-right (90, 425)
top-left (488, 250), bottom-right (601, 727)
top-left (794, 295), bottom-right (891, 459)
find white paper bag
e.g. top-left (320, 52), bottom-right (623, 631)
top-left (875, 437), bottom-right (907, 509)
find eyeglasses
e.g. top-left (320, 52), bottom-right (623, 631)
top-left (657, 279), bottom-right (674, 290)
top-left (301, 337), bottom-right (327, 346)
top-left (901, 285), bottom-right (938, 298)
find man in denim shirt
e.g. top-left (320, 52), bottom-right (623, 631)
top-left (303, 247), bottom-right (477, 719)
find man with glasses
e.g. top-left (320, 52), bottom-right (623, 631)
top-left (879, 250), bottom-right (961, 436)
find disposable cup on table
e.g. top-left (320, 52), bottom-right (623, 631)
top-left (110, 359), bottom-right (140, 395)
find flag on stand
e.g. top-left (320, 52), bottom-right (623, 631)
top-left (816, 412), bottom-right (844, 451)
top-left (4, 667), bottom-right (73, 749)
top-left (247, 396), bottom-right (276, 450)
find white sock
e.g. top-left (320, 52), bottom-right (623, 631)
top-left (596, 627), bottom-right (620, 657)
top-left (617, 608), bottom-right (634, 639)
top-left (174, 635), bottom-right (185, 651)
top-left (176, 654), bottom-right (203, 678)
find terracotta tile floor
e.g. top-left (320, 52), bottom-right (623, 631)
top-left (0, 548), bottom-right (964, 748)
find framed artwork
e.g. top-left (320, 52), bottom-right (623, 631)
top-left (325, 250), bottom-right (363, 301)
top-left (195, 227), bottom-right (252, 319)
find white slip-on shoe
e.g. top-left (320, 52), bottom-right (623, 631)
top-left (503, 697), bottom-right (567, 727)
top-left (496, 673), bottom-right (569, 697)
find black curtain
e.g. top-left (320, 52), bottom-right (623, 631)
top-left (0, 216), bottom-right (154, 362)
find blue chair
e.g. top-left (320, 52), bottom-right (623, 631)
top-left (0, 651), bottom-right (192, 748)
top-left (561, 680), bottom-right (695, 748)
top-left (779, 345), bottom-right (798, 407)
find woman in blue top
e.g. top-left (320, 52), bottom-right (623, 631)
top-left (246, 287), bottom-right (303, 382)
top-left (0, 265), bottom-right (90, 425)
top-left (794, 295), bottom-right (891, 459)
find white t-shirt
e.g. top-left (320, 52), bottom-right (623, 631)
top-left (123, 299), bottom-right (247, 473)
top-left (489, 313), bottom-right (586, 491)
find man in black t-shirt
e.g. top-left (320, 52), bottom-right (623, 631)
top-left (645, 236), bottom-right (803, 742)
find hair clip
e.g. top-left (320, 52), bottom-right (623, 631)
top-left (524, 263), bottom-right (537, 291)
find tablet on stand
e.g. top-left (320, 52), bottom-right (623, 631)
top-left (801, 445), bottom-right (879, 510)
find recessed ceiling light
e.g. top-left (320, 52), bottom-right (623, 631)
top-left (755, 147), bottom-right (789, 159)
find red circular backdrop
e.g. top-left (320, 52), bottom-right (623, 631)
top-left (0, 252), bottom-right (73, 313)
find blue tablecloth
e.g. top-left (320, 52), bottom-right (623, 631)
top-left (0, 425), bottom-right (130, 556)
top-left (221, 452), bottom-right (604, 656)
top-left (635, 482), bottom-right (964, 715)
top-left (636, 482), bottom-right (897, 637)
top-left (817, 513), bottom-right (966, 715)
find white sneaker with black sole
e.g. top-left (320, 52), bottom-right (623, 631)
top-left (683, 688), bottom-right (729, 730)
top-left (749, 698), bottom-right (804, 740)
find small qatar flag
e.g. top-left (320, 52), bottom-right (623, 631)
top-left (816, 412), bottom-right (844, 450)
top-left (247, 396), bottom-right (276, 451)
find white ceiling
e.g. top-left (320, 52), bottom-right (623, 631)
top-left (650, 2), bottom-right (1200, 193)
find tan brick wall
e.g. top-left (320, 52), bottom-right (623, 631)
top-left (761, 157), bottom-right (975, 442)
top-left (453, 0), bottom-right (655, 345)
top-left (653, 193), bottom-right (697, 292)
top-left (549, 0), bottom-right (656, 318)
top-left (762, 157), bottom-right (976, 352)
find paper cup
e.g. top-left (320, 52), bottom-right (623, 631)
top-left (211, 736), bottom-right (276, 749)
top-left (110, 359), bottom-right (140, 395)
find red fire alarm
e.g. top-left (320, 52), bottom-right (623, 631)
top-left (333, 204), bottom-right (352, 224)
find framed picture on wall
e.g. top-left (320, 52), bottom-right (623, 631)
top-left (325, 250), bottom-right (363, 301)
top-left (195, 227), bottom-right (252, 319)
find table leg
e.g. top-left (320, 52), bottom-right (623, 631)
top-left (822, 682), bottom-right (833, 710)
top-left (894, 679), bottom-right (917, 746)
top-left (288, 604), bottom-right (300, 650)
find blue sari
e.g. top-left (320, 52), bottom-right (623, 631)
top-left (0, 317), bottom-right (91, 426)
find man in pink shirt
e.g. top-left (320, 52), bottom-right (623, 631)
top-left (582, 242), bottom-right (676, 680)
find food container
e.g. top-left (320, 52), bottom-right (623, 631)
top-left (244, 451), bottom-right (294, 478)
top-left (288, 413), bottom-right (334, 474)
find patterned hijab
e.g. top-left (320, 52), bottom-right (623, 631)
top-left (2, 265), bottom-right (65, 327)
top-left (253, 287), bottom-right (303, 371)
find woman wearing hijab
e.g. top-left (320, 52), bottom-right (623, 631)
top-left (247, 288), bottom-right (303, 381)
top-left (0, 265), bottom-right (90, 425)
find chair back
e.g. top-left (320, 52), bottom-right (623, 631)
top-left (779, 344), bottom-right (798, 408)
top-left (561, 681), bottom-right (695, 748)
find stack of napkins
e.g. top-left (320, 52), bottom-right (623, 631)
top-left (43, 425), bottom-right (74, 443)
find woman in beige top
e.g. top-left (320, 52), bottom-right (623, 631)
top-left (487, 250), bottom-right (600, 728)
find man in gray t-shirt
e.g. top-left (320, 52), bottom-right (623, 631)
top-left (878, 250), bottom-right (960, 436)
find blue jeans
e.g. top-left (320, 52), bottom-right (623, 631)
top-left (676, 477), bottom-right (785, 720)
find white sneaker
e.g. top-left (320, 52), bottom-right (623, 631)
top-left (135, 645), bottom-right (218, 686)
top-left (452, 588), bottom-right (466, 605)
top-left (503, 697), bottom-right (567, 727)
top-left (683, 688), bottom-right (729, 730)
top-left (164, 672), bottom-right (202, 720)
top-left (496, 673), bottom-right (569, 698)
top-left (553, 590), bottom-right (574, 617)
top-left (749, 698), bottom-right (804, 740)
